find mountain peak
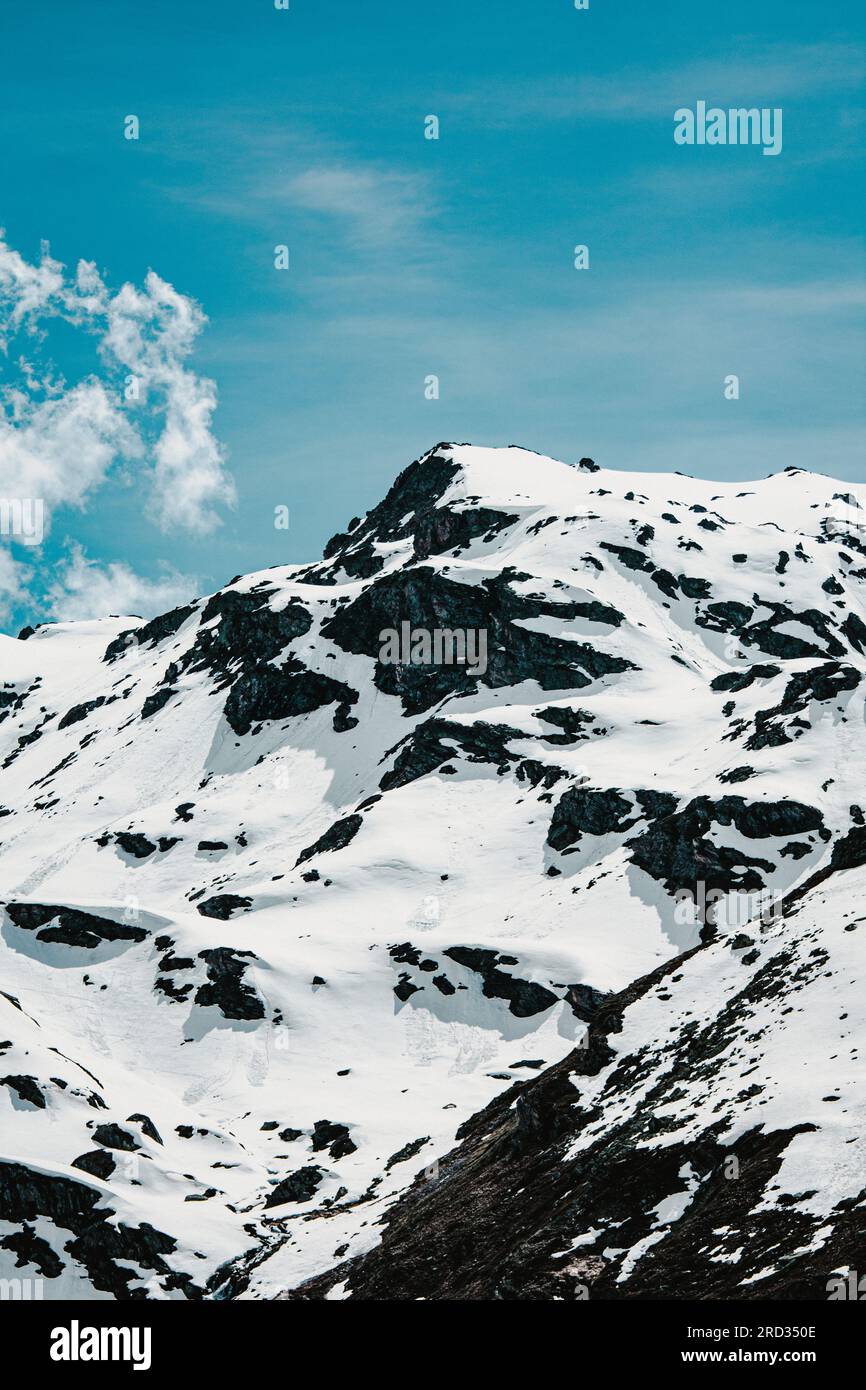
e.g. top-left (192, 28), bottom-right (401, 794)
top-left (1, 439), bottom-right (865, 1302)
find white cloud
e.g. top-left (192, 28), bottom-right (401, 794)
top-left (151, 366), bottom-right (232, 532)
top-left (101, 270), bottom-right (236, 533)
top-left (0, 379), bottom-right (140, 522)
top-left (0, 232), bottom-right (235, 537)
top-left (0, 547), bottom-right (27, 622)
top-left (0, 234), bottom-right (65, 334)
top-left (46, 545), bottom-right (198, 622)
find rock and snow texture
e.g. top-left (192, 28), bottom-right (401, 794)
top-left (0, 442), bottom-right (864, 1299)
top-left (286, 864), bottom-right (866, 1301)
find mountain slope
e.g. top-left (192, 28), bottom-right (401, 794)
top-left (1, 443), bottom-right (864, 1299)
top-left (284, 864), bottom-right (866, 1301)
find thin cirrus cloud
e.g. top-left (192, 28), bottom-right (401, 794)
top-left (169, 128), bottom-right (433, 253)
top-left (450, 41), bottom-right (865, 124)
top-left (284, 166), bottom-right (428, 247)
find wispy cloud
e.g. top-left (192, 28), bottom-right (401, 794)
top-left (162, 119), bottom-right (435, 253)
top-left (282, 165), bottom-right (428, 248)
top-left (451, 41), bottom-right (866, 124)
top-left (0, 233), bottom-right (65, 331)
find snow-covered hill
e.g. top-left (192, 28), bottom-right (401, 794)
top-left (1, 443), bottom-right (864, 1299)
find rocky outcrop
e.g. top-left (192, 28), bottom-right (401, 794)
top-left (4, 903), bottom-right (147, 947)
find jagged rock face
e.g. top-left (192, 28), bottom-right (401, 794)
top-left (320, 566), bottom-right (632, 714)
top-left (1, 443), bottom-right (865, 1300)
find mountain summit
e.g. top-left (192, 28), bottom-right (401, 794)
top-left (1, 443), bottom-right (865, 1299)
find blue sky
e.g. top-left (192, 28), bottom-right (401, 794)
top-left (0, 0), bottom-right (864, 632)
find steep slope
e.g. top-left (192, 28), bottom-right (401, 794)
top-left (283, 864), bottom-right (866, 1300)
top-left (1, 443), bottom-right (864, 1299)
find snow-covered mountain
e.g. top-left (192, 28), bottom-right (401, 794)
top-left (1, 443), bottom-right (865, 1300)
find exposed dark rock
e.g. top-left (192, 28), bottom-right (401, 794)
top-left (323, 567), bottom-right (633, 715)
top-left (311, 1121), bottom-right (357, 1160)
top-left (104, 603), bottom-right (197, 663)
top-left (58, 696), bottom-right (107, 730)
top-left (389, 943), bottom-right (422, 966)
top-left (92, 1123), bottom-right (140, 1152)
top-left (413, 506), bottom-right (519, 561)
top-left (627, 796), bottom-right (823, 899)
top-left (747, 663), bottom-right (861, 752)
top-left (394, 975), bottom-right (421, 1003)
top-left (1, 1074), bottom-right (46, 1108)
top-left (380, 718), bottom-right (525, 792)
top-left (4, 902), bottom-right (147, 947)
top-left (195, 894), bottom-right (252, 920)
top-left (142, 687), bottom-right (176, 720)
top-left (678, 575), bottom-right (712, 599)
top-left (634, 790), bottom-right (678, 821)
top-left (195, 948), bottom-right (265, 1020)
top-left (563, 983), bottom-right (612, 1022)
top-left (443, 947), bottom-right (559, 1018)
top-left (780, 841), bottom-right (811, 860)
top-left (296, 814), bottom-right (363, 866)
top-left (296, 450), bottom-right (471, 584)
top-left (842, 610), bottom-right (866, 654)
top-left (0, 1223), bottom-right (64, 1277)
top-left (599, 543), bottom-right (654, 573)
top-left (696, 601), bottom-right (754, 636)
top-left (127, 1113), bottom-right (163, 1145)
top-left (739, 602), bottom-right (845, 661)
top-left (279, 937), bottom-right (847, 1302)
top-left (385, 1136), bottom-right (430, 1171)
top-left (115, 832), bottom-right (158, 859)
top-left (711, 664), bottom-right (781, 694)
top-left (224, 658), bottom-right (358, 737)
top-left (185, 590), bottom-right (312, 684)
top-left (547, 787), bottom-right (638, 852)
top-left (69, 1152), bottom-right (112, 1180)
top-left (264, 1166), bottom-right (324, 1209)
top-left (537, 706), bottom-right (595, 744)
